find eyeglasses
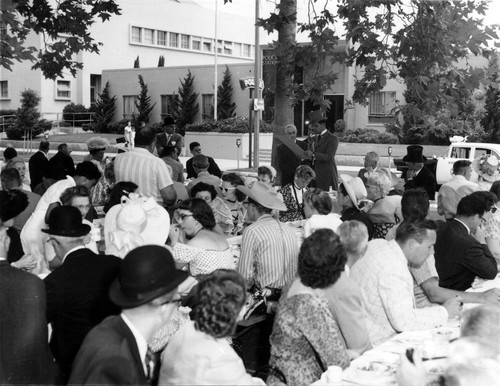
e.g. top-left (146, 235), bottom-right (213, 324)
top-left (220, 186), bottom-right (237, 193)
top-left (175, 212), bottom-right (193, 221)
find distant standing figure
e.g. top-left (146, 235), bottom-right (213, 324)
top-left (276, 124), bottom-right (307, 186)
top-left (124, 121), bottom-right (134, 148)
top-left (29, 140), bottom-right (50, 191)
top-left (156, 115), bottom-right (183, 156)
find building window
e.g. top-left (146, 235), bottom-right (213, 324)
top-left (223, 42), bottom-right (233, 55)
top-left (144, 28), bottom-right (154, 45)
top-left (217, 40), bottom-right (223, 54)
top-left (123, 95), bottom-right (137, 119)
top-left (131, 26), bottom-right (142, 43)
top-left (0, 81), bottom-right (8, 98)
top-left (203, 39), bottom-right (212, 52)
top-left (202, 94), bottom-right (214, 120)
top-left (369, 91), bottom-right (397, 116)
top-left (181, 34), bottom-right (190, 49)
top-left (233, 43), bottom-right (241, 56)
top-left (169, 33), bottom-right (178, 47)
top-left (0, 21), bottom-right (7, 37)
top-left (56, 80), bottom-right (71, 99)
top-left (161, 94), bottom-right (179, 118)
top-left (157, 31), bottom-right (167, 46)
top-left (192, 37), bottom-right (201, 50)
top-left (243, 44), bottom-right (251, 57)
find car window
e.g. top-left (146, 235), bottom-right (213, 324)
top-left (475, 148), bottom-right (500, 159)
top-left (451, 147), bottom-right (470, 158)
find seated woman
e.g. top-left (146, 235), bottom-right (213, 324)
top-left (278, 165), bottom-right (316, 222)
top-left (303, 188), bottom-right (342, 238)
top-left (269, 229), bottom-right (351, 386)
top-left (190, 182), bottom-right (232, 235)
top-left (159, 270), bottom-right (265, 385)
top-left (169, 198), bottom-right (236, 278)
top-left (338, 175), bottom-right (374, 239)
top-left (220, 173), bottom-right (247, 235)
top-left (102, 181), bottom-right (138, 213)
top-left (366, 170), bottom-right (401, 239)
top-left (257, 165), bottom-right (283, 219)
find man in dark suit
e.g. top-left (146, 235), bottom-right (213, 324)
top-left (29, 140), bottom-right (50, 191)
top-left (276, 124), bottom-right (307, 186)
top-left (43, 206), bottom-right (121, 382)
top-left (304, 114), bottom-right (339, 191)
top-left (185, 141), bottom-right (222, 179)
top-left (48, 143), bottom-right (76, 181)
top-left (434, 192), bottom-right (498, 291)
top-left (155, 115), bottom-right (183, 157)
top-left (70, 245), bottom-right (188, 385)
top-left (403, 145), bottom-right (436, 199)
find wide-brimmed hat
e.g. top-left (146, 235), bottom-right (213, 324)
top-left (163, 115), bottom-right (176, 126)
top-left (340, 175), bottom-right (368, 210)
top-left (377, 168), bottom-right (400, 188)
top-left (109, 245), bottom-right (188, 308)
top-left (402, 145), bottom-right (427, 163)
top-left (0, 190), bottom-right (28, 222)
top-left (471, 154), bottom-right (500, 182)
top-left (42, 206), bottom-right (91, 237)
top-left (237, 181), bottom-right (286, 211)
top-left (87, 137), bottom-right (110, 151)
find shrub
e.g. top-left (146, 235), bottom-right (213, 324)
top-left (0, 109), bottom-right (17, 117)
top-left (334, 119), bottom-right (345, 133)
top-left (184, 116), bottom-right (274, 134)
top-left (63, 103), bottom-right (90, 127)
top-left (108, 119), bottom-right (130, 134)
top-left (339, 128), bottom-right (398, 144)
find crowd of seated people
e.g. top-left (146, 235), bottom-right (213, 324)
top-left (2, 133), bottom-right (500, 386)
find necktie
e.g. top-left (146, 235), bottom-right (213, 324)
top-left (317, 134), bottom-right (322, 142)
top-left (145, 348), bottom-right (155, 380)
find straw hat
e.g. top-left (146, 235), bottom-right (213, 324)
top-left (340, 175), bottom-right (368, 210)
top-left (237, 181), bottom-right (286, 211)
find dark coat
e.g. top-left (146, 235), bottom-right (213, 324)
top-left (29, 150), bottom-right (49, 191)
top-left (44, 248), bottom-right (121, 381)
top-left (0, 260), bottom-right (55, 384)
top-left (186, 156), bottom-right (222, 179)
top-left (434, 220), bottom-right (498, 291)
top-left (69, 315), bottom-right (149, 385)
top-left (404, 166), bottom-right (436, 200)
top-left (155, 132), bottom-right (183, 156)
top-left (341, 207), bottom-right (374, 240)
top-left (48, 151), bottom-right (76, 180)
top-left (312, 131), bottom-right (339, 191)
top-left (276, 141), bottom-right (307, 187)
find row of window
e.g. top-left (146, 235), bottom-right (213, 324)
top-left (130, 26), bottom-right (254, 58)
top-left (0, 80), bottom-right (71, 100)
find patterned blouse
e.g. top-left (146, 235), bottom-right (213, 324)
top-left (173, 243), bottom-right (236, 278)
top-left (278, 184), bottom-right (306, 222)
top-left (269, 293), bottom-right (350, 386)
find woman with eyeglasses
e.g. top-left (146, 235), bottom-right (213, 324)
top-left (190, 182), bottom-right (233, 235)
top-left (278, 165), bottom-right (316, 222)
top-left (219, 173), bottom-right (247, 235)
top-left (168, 198), bottom-right (235, 278)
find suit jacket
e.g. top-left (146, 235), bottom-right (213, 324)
top-left (29, 150), bottom-right (49, 190)
top-left (404, 166), bottom-right (436, 200)
top-left (155, 132), bottom-right (183, 156)
top-left (312, 131), bottom-right (339, 191)
top-left (48, 151), bottom-right (76, 180)
top-left (186, 156), bottom-right (222, 179)
top-left (276, 141), bottom-right (307, 186)
top-left (69, 315), bottom-right (149, 385)
top-left (162, 156), bottom-right (185, 183)
top-left (434, 220), bottom-right (498, 291)
top-left (0, 260), bottom-right (55, 384)
top-left (45, 248), bottom-right (121, 381)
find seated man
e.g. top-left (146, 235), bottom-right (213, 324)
top-left (186, 142), bottom-right (222, 179)
top-left (161, 145), bottom-right (185, 183)
top-left (403, 145), bottom-right (436, 199)
top-left (237, 181), bottom-right (298, 291)
top-left (434, 191), bottom-right (498, 291)
top-left (186, 154), bottom-right (221, 196)
top-left (351, 220), bottom-right (460, 346)
top-left (357, 151), bottom-right (380, 184)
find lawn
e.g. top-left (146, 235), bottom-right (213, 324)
top-left (47, 133), bottom-right (123, 144)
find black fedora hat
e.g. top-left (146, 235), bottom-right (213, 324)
top-left (109, 245), bottom-right (188, 309)
top-left (41, 205), bottom-right (91, 237)
top-left (402, 145), bottom-right (427, 163)
top-left (163, 115), bottom-right (176, 126)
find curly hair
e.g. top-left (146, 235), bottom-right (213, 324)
top-left (298, 228), bottom-right (346, 289)
top-left (221, 172), bottom-right (246, 202)
top-left (60, 185), bottom-right (91, 206)
top-left (0, 189), bottom-right (29, 223)
top-left (189, 269), bottom-right (246, 338)
top-left (103, 181), bottom-right (138, 213)
top-left (190, 182), bottom-right (217, 201)
top-left (179, 198), bottom-right (216, 229)
top-left (304, 188), bottom-right (332, 215)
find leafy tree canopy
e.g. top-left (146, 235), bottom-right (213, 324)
top-left (1, 0), bottom-right (121, 79)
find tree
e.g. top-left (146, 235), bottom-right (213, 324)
top-left (217, 65), bottom-right (236, 120)
top-left (133, 55), bottom-right (140, 68)
top-left (481, 56), bottom-right (500, 142)
top-left (5, 89), bottom-right (43, 140)
top-left (158, 55), bottom-right (165, 67)
top-left (174, 70), bottom-right (199, 129)
top-left (92, 81), bottom-right (116, 133)
top-left (1, 0), bottom-right (121, 79)
top-left (134, 75), bottom-right (156, 124)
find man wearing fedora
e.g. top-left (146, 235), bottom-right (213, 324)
top-left (156, 115), bottom-right (183, 157)
top-left (70, 245), bottom-right (188, 385)
top-left (237, 181), bottom-right (299, 292)
top-left (403, 145), bottom-right (436, 199)
top-left (303, 110), bottom-right (339, 191)
top-left (43, 206), bottom-right (122, 383)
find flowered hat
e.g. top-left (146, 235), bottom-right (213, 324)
top-left (471, 154), bottom-right (500, 182)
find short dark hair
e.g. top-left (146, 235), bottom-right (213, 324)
top-left (298, 229), bottom-right (346, 289)
top-left (1, 168), bottom-right (22, 189)
top-left (453, 160), bottom-right (471, 175)
top-left (161, 145), bottom-right (177, 158)
top-left (0, 189), bottom-right (28, 222)
top-left (58, 143), bottom-right (68, 151)
top-left (339, 182), bottom-right (348, 197)
top-left (490, 181), bottom-right (500, 202)
top-left (135, 126), bottom-right (156, 146)
top-left (221, 173), bottom-right (246, 202)
top-left (60, 185), bottom-right (91, 205)
top-left (75, 161), bottom-right (102, 181)
top-left (190, 182), bottom-right (217, 200)
top-left (103, 181), bottom-right (138, 213)
top-left (395, 220), bottom-right (437, 244)
top-left (257, 166), bottom-right (273, 180)
top-left (401, 188), bottom-right (429, 221)
top-left (190, 142), bottom-right (201, 151)
top-left (304, 188), bottom-right (332, 215)
top-left (193, 154), bottom-right (209, 169)
top-left (39, 141), bottom-right (50, 152)
top-left (188, 269), bottom-right (246, 338)
top-left (457, 191), bottom-right (495, 217)
top-left (179, 198), bottom-right (216, 229)
top-left (3, 147), bottom-right (17, 161)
